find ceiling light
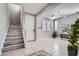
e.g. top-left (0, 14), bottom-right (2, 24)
top-left (50, 15), bottom-right (55, 17)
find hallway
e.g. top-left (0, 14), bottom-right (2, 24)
top-left (0, 3), bottom-right (79, 56)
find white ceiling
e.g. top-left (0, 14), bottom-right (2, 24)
top-left (10, 3), bottom-right (79, 20)
top-left (8, 3), bottom-right (49, 21)
top-left (47, 3), bottom-right (79, 19)
top-left (17, 3), bottom-right (48, 15)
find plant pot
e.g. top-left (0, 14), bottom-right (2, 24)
top-left (52, 34), bottom-right (56, 38)
top-left (67, 45), bottom-right (78, 56)
top-left (52, 31), bottom-right (57, 38)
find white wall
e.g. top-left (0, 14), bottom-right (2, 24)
top-left (0, 4), bottom-right (9, 54)
top-left (8, 4), bottom-right (21, 25)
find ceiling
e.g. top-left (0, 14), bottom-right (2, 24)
top-left (10, 3), bottom-right (79, 20)
top-left (17, 3), bottom-right (48, 15)
top-left (8, 3), bottom-right (49, 21)
top-left (48, 3), bottom-right (79, 19)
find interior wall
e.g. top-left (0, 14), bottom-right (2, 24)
top-left (0, 4), bottom-right (9, 54)
top-left (8, 4), bottom-right (21, 25)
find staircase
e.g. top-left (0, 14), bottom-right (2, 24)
top-left (2, 25), bottom-right (24, 53)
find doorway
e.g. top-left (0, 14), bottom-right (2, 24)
top-left (24, 14), bottom-right (35, 42)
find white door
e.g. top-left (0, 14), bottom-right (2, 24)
top-left (24, 14), bottom-right (34, 41)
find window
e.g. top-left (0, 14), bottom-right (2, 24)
top-left (42, 19), bottom-right (47, 31)
top-left (52, 21), bottom-right (53, 30)
top-left (54, 20), bottom-right (59, 31)
top-left (47, 21), bottom-right (51, 31)
top-left (42, 19), bottom-right (51, 32)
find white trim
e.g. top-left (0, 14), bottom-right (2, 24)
top-left (20, 6), bottom-right (26, 48)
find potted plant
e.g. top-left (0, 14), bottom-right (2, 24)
top-left (52, 31), bottom-right (57, 38)
top-left (67, 19), bottom-right (79, 56)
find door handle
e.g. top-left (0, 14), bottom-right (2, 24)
top-left (33, 29), bottom-right (35, 32)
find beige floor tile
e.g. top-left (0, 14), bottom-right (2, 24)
top-left (1, 51), bottom-right (12, 56)
top-left (11, 48), bottom-right (25, 56)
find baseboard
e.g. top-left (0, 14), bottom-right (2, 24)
top-left (27, 40), bottom-right (36, 42)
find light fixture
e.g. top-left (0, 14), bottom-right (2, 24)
top-left (50, 15), bottom-right (55, 17)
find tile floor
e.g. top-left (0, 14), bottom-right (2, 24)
top-left (1, 37), bottom-right (79, 56)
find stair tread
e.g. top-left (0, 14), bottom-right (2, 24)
top-left (7, 34), bottom-right (22, 36)
top-left (8, 29), bottom-right (22, 31)
top-left (2, 43), bottom-right (24, 52)
top-left (6, 35), bottom-right (23, 38)
top-left (4, 39), bottom-right (23, 42)
top-left (7, 33), bottom-right (22, 36)
top-left (6, 38), bottom-right (23, 40)
top-left (4, 42), bottom-right (24, 45)
top-left (3, 43), bottom-right (24, 49)
top-left (9, 25), bottom-right (21, 27)
top-left (7, 32), bottom-right (22, 34)
top-left (10, 25), bottom-right (21, 27)
top-left (9, 26), bottom-right (21, 29)
top-left (5, 39), bottom-right (23, 42)
top-left (4, 40), bottom-right (24, 47)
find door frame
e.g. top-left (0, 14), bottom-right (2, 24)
top-left (21, 7), bottom-right (37, 42)
top-left (53, 19), bottom-right (59, 32)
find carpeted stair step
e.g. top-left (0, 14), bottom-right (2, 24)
top-left (2, 43), bottom-right (24, 53)
top-left (4, 39), bottom-right (24, 47)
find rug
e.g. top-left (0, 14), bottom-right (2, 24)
top-left (28, 50), bottom-right (51, 56)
